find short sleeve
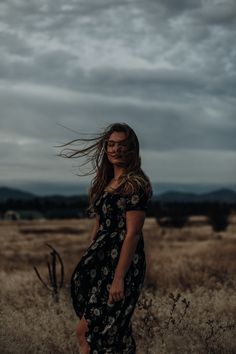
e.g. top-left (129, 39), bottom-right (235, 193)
top-left (125, 186), bottom-right (150, 212)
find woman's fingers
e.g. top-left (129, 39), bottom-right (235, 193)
top-left (108, 279), bottom-right (125, 303)
top-left (108, 291), bottom-right (125, 303)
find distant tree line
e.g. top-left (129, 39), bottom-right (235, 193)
top-left (154, 201), bottom-right (234, 232)
top-left (0, 196), bottom-right (235, 232)
top-left (0, 195), bottom-right (89, 219)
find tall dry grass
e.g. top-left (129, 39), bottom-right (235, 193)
top-left (0, 216), bottom-right (236, 353)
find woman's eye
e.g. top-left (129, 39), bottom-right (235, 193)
top-left (107, 143), bottom-right (128, 148)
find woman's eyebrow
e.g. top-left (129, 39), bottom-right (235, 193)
top-left (107, 139), bottom-right (127, 143)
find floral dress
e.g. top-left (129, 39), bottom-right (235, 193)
top-left (70, 186), bottom-right (150, 354)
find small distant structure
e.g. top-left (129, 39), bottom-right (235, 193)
top-left (3, 210), bottom-right (21, 221)
top-left (2, 209), bottom-right (45, 221)
top-left (18, 210), bottom-right (45, 220)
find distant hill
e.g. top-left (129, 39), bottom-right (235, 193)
top-left (157, 188), bottom-right (236, 203)
top-left (1, 186), bottom-right (236, 203)
top-left (0, 187), bottom-right (36, 202)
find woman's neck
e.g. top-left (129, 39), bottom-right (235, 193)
top-left (113, 166), bottom-right (126, 180)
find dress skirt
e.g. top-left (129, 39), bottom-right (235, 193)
top-left (70, 189), bottom-right (149, 354)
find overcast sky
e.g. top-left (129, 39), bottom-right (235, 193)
top-left (0, 0), bottom-right (236, 194)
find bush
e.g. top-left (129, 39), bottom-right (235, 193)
top-left (207, 204), bottom-right (231, 232)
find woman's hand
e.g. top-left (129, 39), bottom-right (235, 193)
top-left (108, 277), bottom-right (125, 304)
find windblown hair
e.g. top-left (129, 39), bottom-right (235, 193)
top-left (56, 122), bottom-right (153, 217)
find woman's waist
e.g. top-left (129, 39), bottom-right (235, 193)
top-left (96, 225), bottom-right (144, 239)
top-left (97, 224), bottom-right (122, 233)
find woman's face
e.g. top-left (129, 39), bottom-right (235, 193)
top-left (106, 131), bottom-right (129, 166)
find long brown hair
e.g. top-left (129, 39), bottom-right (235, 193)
top-left (56, 122), bottom-right (153, 216)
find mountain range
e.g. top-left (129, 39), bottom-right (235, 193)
top-left (0, 186), bottom-right (236, 203)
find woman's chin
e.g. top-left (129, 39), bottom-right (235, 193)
top-left (110, 158), bottom-right (123, 164)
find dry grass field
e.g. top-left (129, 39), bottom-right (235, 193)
top-left (0, 215), bottom-right (236, 354)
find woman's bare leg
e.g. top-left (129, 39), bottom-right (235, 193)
top-left (76, 315), bottom-right (91, 354)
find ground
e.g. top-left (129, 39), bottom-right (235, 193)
top-left (0, 215), bottom-right (236, 353)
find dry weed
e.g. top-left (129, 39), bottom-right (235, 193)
top-left (0, 217), bottom-right (236, 353)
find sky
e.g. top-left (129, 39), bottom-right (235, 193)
top-left (0, 0), bottom-right (236, 195)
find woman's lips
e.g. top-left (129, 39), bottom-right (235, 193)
top-left (111, 154), bottom-right (122, 158)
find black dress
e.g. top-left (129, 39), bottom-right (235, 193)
top-left (70, 186), bottom-right (150, 354)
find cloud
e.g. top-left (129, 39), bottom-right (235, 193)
top-left (0, 0), bottom-right (235, 188)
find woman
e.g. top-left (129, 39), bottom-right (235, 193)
top-left (59, 123), bottom-right (152, 354)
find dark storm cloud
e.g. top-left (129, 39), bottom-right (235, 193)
top-left (0, 0), bottom-right (236, 185)
top-left (1, 82), bottom-right (235, 152)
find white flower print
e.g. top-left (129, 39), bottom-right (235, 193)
top-left (91, 242), bottom-right (98, 250)
top-left (101, 324), bottom-right (111, 335)
top-left (89, 294), bottom-right (97, 303)
top-left (74, 278), bottom-right (80, 287)
top-left (70, 186), bottom-right (147, 349)
top-left (119, 234), bottom-right (125, 241)
top-left (106, 218), bottom-right (111, 227)
top-left (119, 229), bottom-right (126, 241)
top-left (94, 308), bottom-right (100, 316)
top-left (118, 219), bottom-right (124, 228)
top-left (102, 203), bottom-right (107, 214)
top-left (131, 194), bottom-right (139, 204)
top-left (125, 304), bottom-right (133, 316)
top-left (73, 272), bottom-right (79, 280)
top-left (111, 248), bottom-right (118, 259)
top-left (92, 286), bottom-right (97, 293)
top-left (108, 316), bottom-right (115, 325)
top-left (117, 198), bottom-right (125, 209)
top-left (84, 256), bottom-right (92, 265)
top-left (99, 233), bottom-right (106, 241)
top-left (133, 254), bottom-right (139, 264)
top-left (116, 310), bottom-right (121, 317)
top-left (95, 201), bottom-right (100, 208)
top-left (90, 269), bottom-right (96, 278)
top-left (102, 266), bottom-right (109, 276)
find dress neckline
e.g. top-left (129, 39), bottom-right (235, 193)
top-left (104, 183), bottom-right (123, 194)
top-left (103, 189), bottom-right (117, 195)
top-left (103, 186), bottom-right (122, 195)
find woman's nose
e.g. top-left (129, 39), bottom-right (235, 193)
top-left (114, 144), bottom-right (121, 152)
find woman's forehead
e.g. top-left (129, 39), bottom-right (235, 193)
top-left (107, 131), bottom-right (127, 142)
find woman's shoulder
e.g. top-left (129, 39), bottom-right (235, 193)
top-left (123, 172), bottom-right (153, 199)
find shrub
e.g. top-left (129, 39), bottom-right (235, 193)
top-left (207, 204), bottom-right (231, 232)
